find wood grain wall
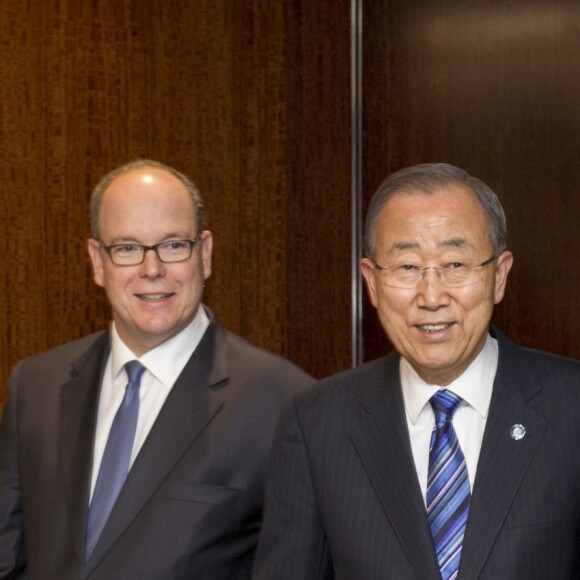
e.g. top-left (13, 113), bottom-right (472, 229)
top-left (362, 0), bottom-right (580, 362)
top-left (0, 0), bottom-right (353, 405)
top-left (286, 1), bottom-right (353, 375)
top-left (4, 0), bottom-right (576, 402)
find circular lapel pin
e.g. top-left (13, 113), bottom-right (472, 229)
top-left (510, 424), bottom-right (526, 440)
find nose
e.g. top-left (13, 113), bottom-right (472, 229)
top-left (416, 268), bottom-right (450, 309)
top-left (139, 247), bottom-right (165, 278)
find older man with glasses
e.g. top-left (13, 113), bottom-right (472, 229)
top-left (253, 163), bottom-right (580, 580)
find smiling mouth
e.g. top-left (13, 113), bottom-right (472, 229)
top-left (417, 323), bottom-right (452, 332)
top-left (136, 293), bottom-right (174, 301)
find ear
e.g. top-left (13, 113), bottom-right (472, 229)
top-left (87, 239), bottom-right (105, 288)
top-left (360, 258), bottom-right (379, 308)
top-left (493, 250), bottom-right (513, 304)
top-left (200, 230), bottom-right (213, 280)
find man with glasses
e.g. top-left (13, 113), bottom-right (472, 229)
top-left (254, 163), bottom-right (580, 579)
top-left (0, 159), bottom-right (312, 579)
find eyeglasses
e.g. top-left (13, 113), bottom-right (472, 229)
top-left (100, 238), bottom-right (199, 266)
top-left (371, 255), bottom-right (496, 289)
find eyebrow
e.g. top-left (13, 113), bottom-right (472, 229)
top-left (440, 237), bottom-right (470, 249)
top-left (107, 233), bottom-right (192, 244)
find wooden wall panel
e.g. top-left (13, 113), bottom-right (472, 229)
top-left (0, 0), bottom-right (353, 406)
top-left (362, 0), bottom-right (580, 362)
top-left (285, 1), bottom-right (353, 376)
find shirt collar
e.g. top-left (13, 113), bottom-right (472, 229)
top-left (401, 332), bottom-right (498, 425)
top-left (110, 305), bottom-right (210, 386)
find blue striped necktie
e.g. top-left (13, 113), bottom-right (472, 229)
top-left (85, 360), bottom-right (146, 559)
top-left (427, 390), bottom-right (470, 580)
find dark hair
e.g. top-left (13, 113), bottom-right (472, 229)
top-left (364, 163), bottom-right (507, 259)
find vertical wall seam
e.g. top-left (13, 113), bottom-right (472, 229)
top-left (350, 0), bottom-right (363, 367)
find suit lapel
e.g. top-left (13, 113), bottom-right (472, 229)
top-left (459, 332), bottom-right (547, 578)
top-left (349, 354), bottom-right (441, 580)
top-left (60, 333), bottom-right (110, 569)
top-left (86, 317), bottom-right (228, 570)
top-left (341, 329), bottom-right (549, 578)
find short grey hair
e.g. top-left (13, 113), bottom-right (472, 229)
top-left (364, 163), bottom-right (507, 259)
top-left (90, 159), bottom-right (207, 239)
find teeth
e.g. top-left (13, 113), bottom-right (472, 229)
top-left (139, 294), bottom-right (170, 300)
top-left (420, 324), bottom-right (449, 332)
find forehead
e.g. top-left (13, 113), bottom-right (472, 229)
top-left (99, 168), bottom-right (196, 235)
top-left (104, 167), bottom-right (189, 198)
top-left (376, 185), bottom-right (490, 255)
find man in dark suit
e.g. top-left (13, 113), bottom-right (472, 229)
top-left (253, 163), bottom-right (580, 579)
top-left (0, 159), bottom-right (313, 580)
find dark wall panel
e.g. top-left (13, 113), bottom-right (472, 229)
top-left (362, 0), bottom-right (580, 362)
top-left (285, 1), bottom-right (353, 376)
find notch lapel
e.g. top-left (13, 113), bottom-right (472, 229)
top-left (349, 354), bottom-right (441, 580)
top-left (85, 319), bottom-right (228, 571)
top-left (459, 350), bottom-right (547, 579)
top-left (60, 333), bottom-right (110, 570)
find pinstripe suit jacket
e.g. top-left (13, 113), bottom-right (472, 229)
top-left (0, 308), bottom-right (313, 580)
top-left (253, 327), bottom-right (580, 579)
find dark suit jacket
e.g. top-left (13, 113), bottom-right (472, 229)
top-left (253, 327), bottom-right (580, 579)
top-left (0, 308), bottom-right (313, 580)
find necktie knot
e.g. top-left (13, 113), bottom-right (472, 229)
top-left (125, 360), bottom-right (146, 387)
top-left (430, 389), bottom-right (462, 426)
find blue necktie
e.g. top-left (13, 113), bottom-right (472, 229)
top-left (85, 360), bottom-right (146, 559)
top-left (427, 390), bottom-right (471, 580)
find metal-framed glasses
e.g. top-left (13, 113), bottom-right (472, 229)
top-left (371, 255), bottom-right (496, 289)
top-left (100, 238), bottom-right (199, 266)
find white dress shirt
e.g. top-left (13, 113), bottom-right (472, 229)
top-left (89, 307), bottom-right (210, 500)
top-left (400, 333), bottom-right (498, 504)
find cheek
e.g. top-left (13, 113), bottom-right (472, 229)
top-left (101, 270), bottom-right (133, 300)
top-left (458, 284), bottom-right (496, 323)
top-left (473, 278), bottom-right (496, 305)
top-left (375, 290), bottom-right (410, 328)
top-left (377, 285), bottom-right (412, 311)
top-left (176, 265), bottom-right (205, 299)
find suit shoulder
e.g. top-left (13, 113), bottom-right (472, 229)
top-left (502, 338), bottom-right (580, 376)
top-left (512, 345), bottom-right (580, 385)
top-left (221, 328), bottom-right (310, 372)
top-left (213, 325), bottom-right (315, 392)
top-left (11, 331), bottom-right (107, 377)
top-left (496, 335), bottom-right (580, 407)
top-left (494, 325), bottom-right (580, 376)
top-left (294, 355), bottom-right (393, 407)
